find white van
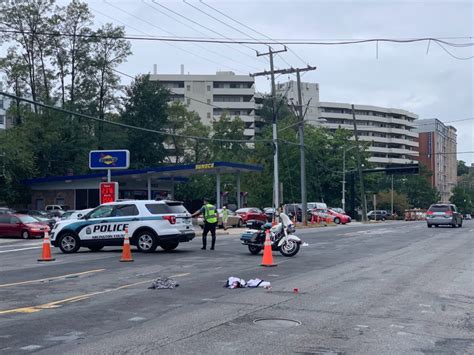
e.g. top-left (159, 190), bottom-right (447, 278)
top-left (307, 202), bottom-right (327, 210)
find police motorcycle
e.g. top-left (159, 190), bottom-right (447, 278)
top-left (240, 213), bottom-right (302, 257)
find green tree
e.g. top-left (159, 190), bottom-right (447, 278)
top-left (120, 75), bottom-right (170, 168)
top-left (396, 166), bottom-right (440, 208)
top-left (375, 191), bottom-right (410, 215)
top-left (211, 113), bottom-right (249, 161)
top-left (450, 186), bottom-right (473, 214)
top-left (457, 160), bottom-right (469, 176)
top-left (165, 102), bottom-right (211, 164)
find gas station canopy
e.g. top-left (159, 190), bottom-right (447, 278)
top-left (23, 161), bottom-right (263, 209)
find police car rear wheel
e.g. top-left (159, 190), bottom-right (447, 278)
top-left (160, 241), bottom-right (179, 251)
top-left (135, 231), bottom-right (158, 253)
top-left (58, 233), bottom-right (80, 253)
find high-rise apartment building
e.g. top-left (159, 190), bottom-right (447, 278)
top-left (150, 71), bottom-right (257, 140)
top-left (275, 80), bottom-right (420, 166)
top-left (415, 119), bottom-right (457, 202)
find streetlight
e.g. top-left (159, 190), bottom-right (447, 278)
top-left (342, 146), bottom-right (357, 212)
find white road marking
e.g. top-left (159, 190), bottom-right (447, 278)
top-left (20, 345), bottom-right (42, 351)
top-left (128, 317), bottom-right (146, 322)
top-left (390, 324), bottom-right (405, 329)
top-left (0, 242), bottom-right (41, 249)
top-left (356, 324), bottom-right (369, 328)
top-left (201, 298), bottom-right (216, 301)
top-left (0, 246), bottom-right (42, 254)
top-left (419, 304), bottom-right (432, 308)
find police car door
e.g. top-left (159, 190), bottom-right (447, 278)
top-left (81, 205), bottom-right (128, 245)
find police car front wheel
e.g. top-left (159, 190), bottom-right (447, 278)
top-left (135, 230), bottom-right (158, 253)
top-left (58, 233), bottom-right (80, 254)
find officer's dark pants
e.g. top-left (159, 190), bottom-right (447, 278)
top-left (202, 222), bottom-right (217, 249)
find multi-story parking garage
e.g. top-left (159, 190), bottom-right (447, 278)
top-left (318, 102), bottom-right (419, 166)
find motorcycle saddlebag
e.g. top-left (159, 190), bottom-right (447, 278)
top-left (240, 230), bottom-right (260, 243)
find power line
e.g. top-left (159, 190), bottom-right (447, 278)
top-left (182, 0), bottom-right (269, 59)
top-left (142, 1), bottom-right (261, 71)
top-left (89, 6), bottom-right (244, 74)
top-left (193, 0), bottom-right (293, 68)
top-left (199, 0), bottom-right (309, 67)
top-left (0, 91), bottom-right (269, 144)
top-left (432, 40), bottom-right (474, 60)
top-left (1, 28), bottom-right (472, 48)
top-left (104, 1), bottom-right (256, 73)
top-left (149, 0), bottom-right (267, 66)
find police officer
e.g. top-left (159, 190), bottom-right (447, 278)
top-left (192, 198), bottom-right (219, 250)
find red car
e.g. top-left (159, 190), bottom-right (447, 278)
top-left (0, 214), bottom-right (50, 239)
top-left (235, 208), bottom-right (267, 223)
top-left (327, 209), bottom-right (351, 224)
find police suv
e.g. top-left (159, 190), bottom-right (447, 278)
top-left (50, 200), bottom-right (195, 253)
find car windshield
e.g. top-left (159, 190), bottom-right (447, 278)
top-left (429, 205), bottom-right (450, 212)
top-left (236, 208), bottom-right (251, 213)
top-left (19, 215), bottom-right (40, 224)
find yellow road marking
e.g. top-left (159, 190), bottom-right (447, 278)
top-left (0, 269), bottom-right (106, 289)
top-left (0, 272), bottom-right (190, 316)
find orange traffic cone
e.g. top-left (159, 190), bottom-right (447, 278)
top-left (120, 228), bottom-right (134, 262)
top-left (38, 231), bottom-right (55, 262)
top-left (261, 229), bottom-right (277, 267)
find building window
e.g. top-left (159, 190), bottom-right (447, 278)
top-left (207, 85), bottom-right (211, 91)
top-left (0, 115), bottom-right (4, 125)
top-left (207, 112), bottom-right (211, 118)
top-left (207, 99), bottom-right (211, 105)
top-left (187, 98), bottom-right (191, 105)
top-left (186, 85), bottom-right (191, 91)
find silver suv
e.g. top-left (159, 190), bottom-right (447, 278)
top-left (51, 200), bottom-right (195, 253)
top-left (426, 203), bottom-right (463, 228)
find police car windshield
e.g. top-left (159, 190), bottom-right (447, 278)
top-left (146, 203), bottom-right (187, 214)
top-left (89, 205), bottom-right (114, 219)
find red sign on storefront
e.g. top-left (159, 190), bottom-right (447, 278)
top-left (100, 182), bottom-right (119, 204)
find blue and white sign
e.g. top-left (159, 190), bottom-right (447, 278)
top-left (89, 150), bottom-right (130, 170)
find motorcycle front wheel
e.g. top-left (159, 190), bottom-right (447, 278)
top-left (279, 240), bottom-right (300, 257)
top-left (248, 245), bottom-right (262, 255)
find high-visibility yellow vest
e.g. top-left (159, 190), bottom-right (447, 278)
top-left (204, 204), bottom-right (218, 223)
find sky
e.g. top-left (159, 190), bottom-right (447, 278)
top-left (34, 1), bottom-right (474, 164)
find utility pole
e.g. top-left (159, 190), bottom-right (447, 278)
top-left (295, 67), bottom-right (316, 225)
top-left (391, 174), bottom-right (394, 218)
top-left (351, 104), bottom-right (367, 222)
top-left (251, 46), bottom-right (287, 210)
top-left (251, 51), bottom-right (316, 218)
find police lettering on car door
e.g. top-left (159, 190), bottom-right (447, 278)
top-left (81, 223), bottom-right (130, 240)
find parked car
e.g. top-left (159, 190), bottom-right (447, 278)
top-left (197, 209), bottom-right (244, 228)
top-left (327, 209), bottom-right (351, 224)
top-left (235, 208), bottom-right (267, 223)
top-left (464, 214), bottom-right (472, 220)
top-left (0, 214), bottom-right (50, 239)
top-left (309, 208), bottom-right (335, 222)
top-left (329, 207), bottom-right (347, 215)
top-left (0, 207), bottom-right (15, 215)
top-left (263, 207), bottom-right (276, 222)
top-left (45, 205), bottom-right (70, 217)
top-left (367, 210), bottom-right (390, 221)
top-left (307, 202), bottom-right (327, 210)
top-left (283, 204), bottom-right (302, 222)
top-left (426, 203), bottom-right (463, 228)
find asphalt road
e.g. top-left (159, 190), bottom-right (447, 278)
top-left (0, 221), bottom-right (472, 354)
